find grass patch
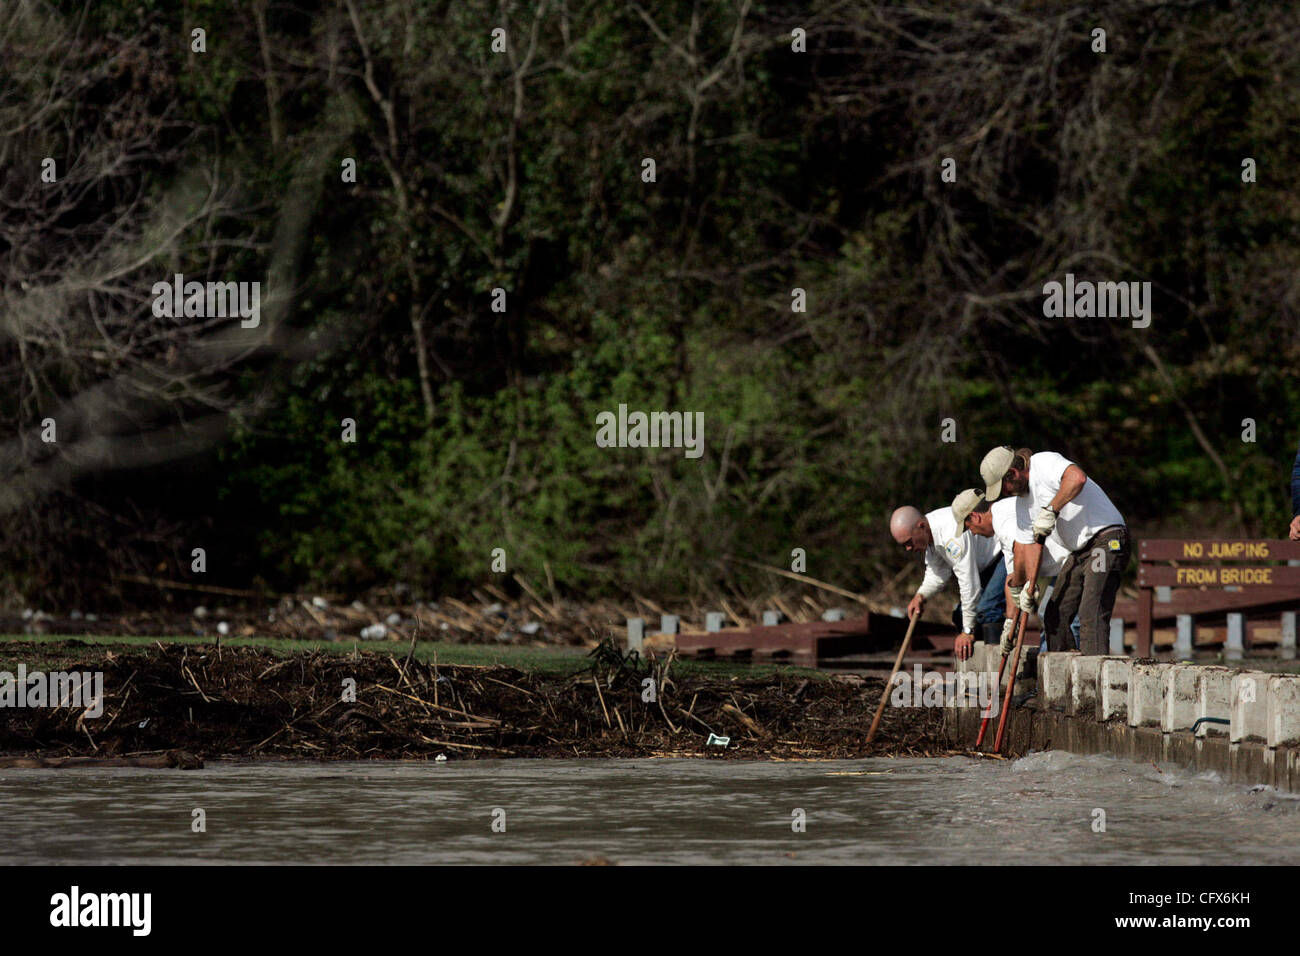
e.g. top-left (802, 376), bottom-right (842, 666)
top-left (0, 635), bottom-right (827, 680)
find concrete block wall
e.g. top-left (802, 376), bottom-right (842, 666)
top-left (1038, 651), bottom-right (1078, 711)
top-left (1230, 671), bottom-right (1271, 743)
top-left (959, 642), bottom-right (1004, 676)
top-left (1014, 654), bottom-right (1300, 752)
top-left (1128, 662), bottom-right (1164, 728)
top-left (1161, 664), bottom-right (1199, 734)
top-left (1196, 667), bottom-right (1234, 737)
top-left (1070, 656), bottom-right (1121, 718)
top-left (945, 655), bottom-right (1300, 792)
top-left (1099, 658), bottom-right (1130, 721)
top-left (1268, 675), bottom-right (1300, 748)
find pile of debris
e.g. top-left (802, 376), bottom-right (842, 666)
top-left (0, 583), bottom-right (892, 648)
top-left (0, 640), bottom-right (947, 761)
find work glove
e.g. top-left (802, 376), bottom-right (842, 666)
top-left (999, 616), bottom-right (1017, 657)
top-left (1017, 582), bottom-right (1038, 614)
top-left (1031, 506), bottom-right (1058, 539)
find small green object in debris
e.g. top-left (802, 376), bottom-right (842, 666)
top-left (706, 733), bottom-right (731, 747)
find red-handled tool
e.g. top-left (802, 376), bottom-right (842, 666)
top-left (975, 607), bottom-right (1020, 749)
top-left (993, 539), bottom-right (1046, 754)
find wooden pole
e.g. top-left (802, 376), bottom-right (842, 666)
top-left (866, 611), bottom-right (920, 745)
top-left (975, 607), bottom-right (1020, 749)
top-left (992, 610), bottom-right (1031, 753)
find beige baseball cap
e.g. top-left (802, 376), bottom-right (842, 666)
top-left (980, 445), bottom-right (1016, 501)
top-left (951, 488), bottom-right (985, 527)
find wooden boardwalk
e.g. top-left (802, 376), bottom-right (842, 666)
top-left (673, 612), bottom-right (960, 668)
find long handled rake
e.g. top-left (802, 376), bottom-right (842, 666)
top-left (974, 606), bottom-right (1020, 749)
top-left (866, 610), bottom-right (920, 745)
top-left (993, 540), bottom-right (1046, 754)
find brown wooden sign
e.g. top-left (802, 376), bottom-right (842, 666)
top-left (1138, 565), bottom-right (1300, 588)
top-left (1133, 537), bottom-right (1300, 658)
top-left (1138, 539), bottom-right (1300, 562)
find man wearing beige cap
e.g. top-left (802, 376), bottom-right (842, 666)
top-left (953, 487), bottom-right (1076, 657)
top-left (889, 503), bottom-right (1006, 660)
top-left (978, 445), bottom-right (1128, 654)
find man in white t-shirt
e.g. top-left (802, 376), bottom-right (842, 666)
top-left (889, 503), bottom-right (1006, 661)
top-left (978, 446), bottom-right (1129, 654)
top-left (952, 487), bottom-right (1076, 657)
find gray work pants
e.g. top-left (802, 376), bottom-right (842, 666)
top-left (1042, 526), bottom-right (1129, 655)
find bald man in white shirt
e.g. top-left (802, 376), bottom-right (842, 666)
top-left (889, 503), bottom-right (1007, 660)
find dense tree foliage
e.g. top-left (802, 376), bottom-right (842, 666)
top-left (2, 0), bottom-right (1298, 606)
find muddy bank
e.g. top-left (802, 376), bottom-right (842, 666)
top-left (0, 641), bottom-right (947, 761)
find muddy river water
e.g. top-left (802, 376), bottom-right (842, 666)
top-left (2, 751), bottom-right (1297, 865)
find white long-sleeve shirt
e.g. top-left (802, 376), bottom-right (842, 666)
top-left (916, 506), bottom-right (1001, 633)
top-left (1025, 451), bottom-right (1125, 554)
